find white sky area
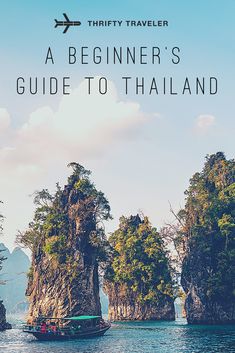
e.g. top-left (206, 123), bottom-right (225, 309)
top-left (0, 1), bottom-right (234, 252)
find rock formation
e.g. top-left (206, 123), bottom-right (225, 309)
top-left (0, 301), bottom-right (11, 331)
top-left (106, 283), bottom-right (175, 321)
top-left (104, 215), bottom-right (175, 321)
top-left (180, 153), bottom-right (235, 324)
top-left (182, 250), bottom-right (235, 324)
top-left (24, 163), bottom-right (111, 320)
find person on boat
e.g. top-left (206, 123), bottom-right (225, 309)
top-left (100, 318), bottom-right (106, 328)
top-left (49, 322), bottom-right (57, 334)
top-left (40, 321), bottom-right (47, 333)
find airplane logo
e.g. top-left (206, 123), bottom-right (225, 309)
top-left (55, 13), bottom-right (81, 34)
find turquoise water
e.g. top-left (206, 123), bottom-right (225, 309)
top-left (0, 319), bottom-right (235, 353)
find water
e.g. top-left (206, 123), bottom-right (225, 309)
top-left (0, 319), bottom-right (235, 353)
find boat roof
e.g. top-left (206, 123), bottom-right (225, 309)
top-left (64, 316), bottom-right (101, 320)
top-left (36, 315), bottom-right (101, 321)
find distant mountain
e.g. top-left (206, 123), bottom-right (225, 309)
top-left (0, 243), bottom-right (30, 313)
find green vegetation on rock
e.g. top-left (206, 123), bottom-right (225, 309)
top-left (17, 163), bottom-right (111, 266)
top-left (19, 163), bottom-right (112, 319)
top-left (105, 215), bottom-right (175, 304)
top-left (180, 152), bottom-right (235, 323)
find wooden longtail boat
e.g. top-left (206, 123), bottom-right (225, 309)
top-left (23, 315), bottom-right (111, 341)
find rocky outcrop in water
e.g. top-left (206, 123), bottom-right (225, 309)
top-left (182, 253), bottom-right (235, 324)
top-left (180, 153), bottom-right (235, 324)
top-left (104, 215), bottom-right (175, 321)
top-left (24, 163), bottom-right (111, 321)
top-left (105, 283), bottom-right (175, 321)
top-left (0, 301), bottom-right (11, 331)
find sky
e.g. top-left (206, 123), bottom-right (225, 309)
top-left (0, 0), bottom-right (234, 251)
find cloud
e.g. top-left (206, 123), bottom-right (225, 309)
top-left (0, 77), bottom-right (153, 184)
top-left (195, 114), bottom-right (216, 133)
top-left (0, 108), bottom-right (10, 135)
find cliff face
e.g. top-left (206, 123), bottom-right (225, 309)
top-left (26, 164), bottom-right (111, 320)
top-left (104, 215), bottom-right (175, 321)
top-left (180, 153), bottom-right (235, 324)
top-left (181, 240), bottom-right (235, 324)
top-left (104, 283), bottom-right (175, 321)
top-left (0, 301), bottom-right (11, 331)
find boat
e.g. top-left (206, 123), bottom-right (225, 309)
top-left (23, 315), bottom-right (111, 341)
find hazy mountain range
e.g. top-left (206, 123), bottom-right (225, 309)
top-left (0, 244), bottom-right (30, 313)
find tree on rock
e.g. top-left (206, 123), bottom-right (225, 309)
top-left (19, 163), bottom-right (111, 320)
top-left (104, 214), bottom-right (175, 321)
top-left (180, 152), bottom-right (235, 324)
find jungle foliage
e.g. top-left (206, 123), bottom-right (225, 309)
top-left (17, 163), bottom-right (112, 265)
top-left (104, 214), bottom-right (175, 304)
top-left (179, 152), bottom-right (235, 300)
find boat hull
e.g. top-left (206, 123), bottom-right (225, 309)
top-left (25, 325), bottom-right (110, 341)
